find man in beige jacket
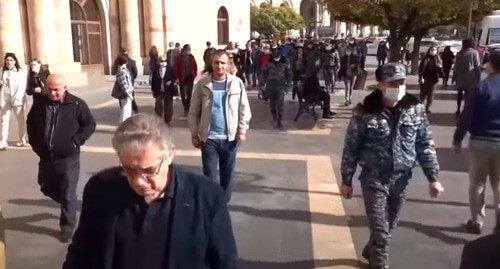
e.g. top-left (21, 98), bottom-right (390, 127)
top-left (188, 49), bottom-right (252, 202)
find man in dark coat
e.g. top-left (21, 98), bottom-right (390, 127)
top-left (459, 233), bottom-right (500, 269)
top-left (151, 55), bottom-right (177, 124)
top-left (27, 74), bottom-right (96, 242)
top-left (62, 114), bottom-right (238, 269)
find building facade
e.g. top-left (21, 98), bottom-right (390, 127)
top-left (0, 0), bottom-right (250, 86)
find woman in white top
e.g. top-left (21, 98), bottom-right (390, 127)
top-left (114, 56), bottom-right (134, 123)
top-left (0, 53), bottom-right (27, 150)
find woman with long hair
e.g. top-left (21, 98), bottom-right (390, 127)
top-left (114, 56), bottom-right (134, 122)
top-left (0, 53), bottom-right (28, 150)
top-left (148, 45), bottom-right (159, 85)
top-left (418, 46), bottom-right (444, 113)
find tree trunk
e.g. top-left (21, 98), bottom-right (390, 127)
top-left (389, 36), bottom-right (408, 62)
top-left (410, 32), bottom-right (425, 75)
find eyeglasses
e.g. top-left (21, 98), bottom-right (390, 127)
top-left (121, 158), bottom-right (165, 178)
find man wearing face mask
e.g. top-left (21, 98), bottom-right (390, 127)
top-left (151, 55), bottom-right (177, 125)
top-left (262, 45), bottom-right (291, 128)
top-left (340, 63), bottom-right (444, 269)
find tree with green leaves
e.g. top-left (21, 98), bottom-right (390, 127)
top-left (326, 0), bottom-right (500, 64)
top-left (251, 6), bottom-right (305, 37)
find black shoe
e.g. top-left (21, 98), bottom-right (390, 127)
top-left (329, 110), bottom-right (337, 115)
top-left (362, 244), bottom-right (370, 260)
top-left (322, 113), bottom-right (334, 119)
top-left (60, 227), bottom-right (74, 243)
top-left (466, 220), bottom-right (482, 235)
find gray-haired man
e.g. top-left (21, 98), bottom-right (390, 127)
top-left (63, 113), bottom-right (238, 269)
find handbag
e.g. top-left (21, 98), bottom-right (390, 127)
top-left (111, 81), bottom-right (128, 99)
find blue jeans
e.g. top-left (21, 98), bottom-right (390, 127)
top-left (201, 139), bottom-right (238, 202)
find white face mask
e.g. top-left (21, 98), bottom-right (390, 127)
top-left (31, 64), bottom-right (41, 73)
top-left (430, 50), bottom-right (437, 56)
top-left (383, 84), bottom-right (406, 102)
top-left (273, 57), bottom-right (281, 62)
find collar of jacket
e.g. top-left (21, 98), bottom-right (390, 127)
top-left (199, 74), bottom-right (237, 91)
top-left (360, 89), bottom-right (420, 114)
top-left (43, 91), bottom-right (79, 105)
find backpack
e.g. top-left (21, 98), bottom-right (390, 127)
top-left (111, 81), bottom-right (128, 99)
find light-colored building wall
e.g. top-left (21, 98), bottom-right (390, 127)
top-left (165, 0), bottom-right (250, 67)
top-left (0, 0), bottom-right (250, 86)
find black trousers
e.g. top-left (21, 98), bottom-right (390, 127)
top-left (154, 93), bottom-right (174, 124)
top-left (38, 155), bottom-right (80, 230)
top-left (179, 79), bottom-right (194, 112)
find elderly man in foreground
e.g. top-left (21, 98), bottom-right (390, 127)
top-left (63, 113), bottom-right (238, 269)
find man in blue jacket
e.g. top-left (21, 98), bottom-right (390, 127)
top-left (453, 51), bottom-right (500, 235)
top-left (63, 114), bottom-right (238, 269)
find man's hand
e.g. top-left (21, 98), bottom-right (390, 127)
top-left (429, 182), bottom-right (444, 198)
top-left (453, 144), bottom-right (462, 154)
top-left (418, 78), bottom-right (424, 85)
top-left (34, 87), bottom-right (42, 93)
top-left (341, 185), bottom-right (353, 199)
top-left (192, 136), bottom-right (201, 149)
top-left (166, 81), bottom-right (172, 86)
top-left (237, 134), bottom-right (246, 144)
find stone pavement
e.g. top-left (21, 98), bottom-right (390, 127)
top-left (0, 58), bottom-right (487, 269)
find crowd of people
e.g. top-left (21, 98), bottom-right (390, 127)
top-left (2, 33), bottom-right (500, 269)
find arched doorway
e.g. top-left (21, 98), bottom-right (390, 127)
top-left (217, 7), bottom-right (229, 46)
top-left (70, 0), bottom-right (103, 65)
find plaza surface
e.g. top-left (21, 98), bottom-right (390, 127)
top-left (0, 58), bottom-right (494, 269)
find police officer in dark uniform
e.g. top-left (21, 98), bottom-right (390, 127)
top-left (262, 45), bottom-right (291, 128)
top-left (340, 63), bottom-right (444, 269)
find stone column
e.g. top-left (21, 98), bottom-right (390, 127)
top-left (26, 0), bottom-right (59, 64)
top-left (144, 0), bottom-right (165, 54)
top-left (109, 0), bottom-right (121, 61)
top-left (119, 0), bottom-right (141, 62)
top-left (0, 1), bottom-right (26, 64)
top-left (54, 0), bottom-right (75, 64)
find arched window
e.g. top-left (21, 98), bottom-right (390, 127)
top-left (260, 3), bottom-right (269, 8)
top-left (70, 0), bottom-right (103, 65)
top-left (217, 7), bottom-right (229, 46)
top-left (280, 2), bottom-right (290, 8)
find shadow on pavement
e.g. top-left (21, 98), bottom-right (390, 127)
top-left (433, 92), bottom-right (458, 101)
top-left (427, 112), bottom-right (457, 127)
top-left (230, 204), bottom-right (468, 245)
top-left (3, 213), bottom-right (60, 240)
top-left (240, 258), bottom-right (367, 269)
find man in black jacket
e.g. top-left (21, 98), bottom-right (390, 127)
top-left (62, 114), bottom-right (238, 269)
top-left (27, 74), bottom-right (96, 242)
